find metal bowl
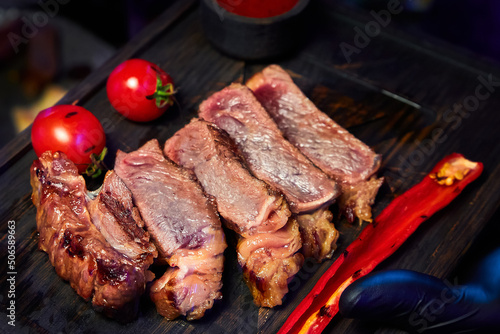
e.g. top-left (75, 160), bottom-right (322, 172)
top-left (200, 0), bottom-right (311, 61)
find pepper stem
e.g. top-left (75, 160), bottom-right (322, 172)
top-left (429, 157), bottom-right (478, 186)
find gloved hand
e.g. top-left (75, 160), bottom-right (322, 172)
top-left (339, 248), bottom-right (500, 333)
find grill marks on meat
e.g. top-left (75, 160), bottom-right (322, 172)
top-left (114, 139), bottom-right (226, 320)
top-left (247, 65), bottom-right (383, 222)
top-left (30, 152), bottom-right (156, 322)
top-left (237, 219), bottom-right (304, 307)
top-left (88, 171), bottom-right (157, 262)
top-left (164, 118), bottom-right (301, 306)
top-left (30, 66), bottom-right (385, 321)
top-left (198, 83), bottom-right (339, 213)
top-left (164, 118), bottom-right (290, 237)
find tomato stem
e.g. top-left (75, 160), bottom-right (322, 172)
top-left (146, 74), bottom-right (176, 109)
top-left (85, 147), bottom-right (108, 178)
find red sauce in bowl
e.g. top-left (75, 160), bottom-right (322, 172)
top-left (216, 0), bottom-right (300, 18)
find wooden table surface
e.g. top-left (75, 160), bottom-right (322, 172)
top-left (1, 1), bottom-right (499, 333)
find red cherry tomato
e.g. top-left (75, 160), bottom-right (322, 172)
top-left (31, 105), bottom-right (106, 174)
top-left (106, 59), bottom-right (175, 122)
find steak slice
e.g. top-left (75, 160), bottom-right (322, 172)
top-left (237, 219), bottom-right (304, 307)
top-left (165, 118), bottom-right (301, 306)
top-left (87, 170), bottom-right (157, 263)
top-left (198, 83), bottom-right (339, 214)
top-left (247, 65), bottom-right (383, 222)
top-left (164, 118), bottom-right (290, 237)
top-left (246, 65), bottom-right (381, 185)
top-left (114, 139), bottom-right (226, 320)
top-left (30, 151), bottom-right (155, 322)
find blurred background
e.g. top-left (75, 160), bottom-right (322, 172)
top-left (0, 0), bottom-right (175, 148)
top-left (1, 0), bottom-right (499, 149)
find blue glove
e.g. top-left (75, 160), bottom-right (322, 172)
top-left (339, 248), bottom-right (500, 333)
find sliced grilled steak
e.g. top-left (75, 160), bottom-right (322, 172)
top-left (198, 84), bottom-right (340, 262)
top-left (247, 65), bottom-right (383, 222)
top-left (30, 151), bottom-right (155, 322)
top-left (164, 118), bottom-right (290, 237)
top-left (165, 118), bottom-right (301, 306)
top-left (198, 83), bottom-right (339, 214)
top-left (87, 170), bottom-right (157, 263)
top-left (246, 65), bottom-right (381, 185)
top-left (114, 139), bottom-right (226, 320)
top-left (237, 219), bottom-right (304, 307)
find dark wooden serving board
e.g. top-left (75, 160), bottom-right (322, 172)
top-left (1, 1), bottom-right (500, 333)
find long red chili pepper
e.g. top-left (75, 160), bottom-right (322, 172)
top-left (279, 153), bottom-right (483, 334)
